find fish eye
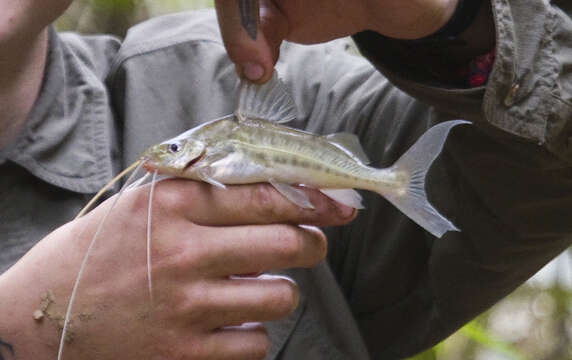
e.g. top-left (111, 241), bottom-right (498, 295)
top-left (168, 142), bottom-right (182, 153)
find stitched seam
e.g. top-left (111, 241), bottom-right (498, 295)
top-left (537, 4), bottom-right (560, 144)
top-left (107, 38), bottom-right (224, 87)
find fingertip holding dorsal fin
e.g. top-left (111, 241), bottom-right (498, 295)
top-left (378, 120), bottom-right (470, 238)
top-left (236, 71), bottom-right (298, 124)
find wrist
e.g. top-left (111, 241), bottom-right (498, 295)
top-left (0, 268), bottom-right (60, 360)
top-left (418, 0), bottom-right (485, 41)
top-left (365, 0), bottom-right (459, 40)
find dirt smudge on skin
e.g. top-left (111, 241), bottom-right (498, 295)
top-left (34, 290), bottom-right (95, 344)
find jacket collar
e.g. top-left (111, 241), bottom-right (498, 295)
top-left (0, 28), bottom-right (115, 194)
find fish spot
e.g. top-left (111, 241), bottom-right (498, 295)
top-left (273, 156), bottom-right (286, 164)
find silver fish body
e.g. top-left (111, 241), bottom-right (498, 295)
top-left (143, 114), bottom-right (467, 238)
top-left (167, 116), bottom-right (399, 191)
top-left (143, 72), bottom-right (467, 237)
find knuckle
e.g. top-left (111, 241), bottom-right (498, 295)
top-left (226, 42), bottom-right (245, 60)
top-left (153, 225), bottom-right (202, 271)
top-left (152, 180), bottom-right (183, 212)
top-left (153, 179), bottom-right (205, 216)
top-left (250, 329), bottom-right (270, 360)
top-left (274, 226), bottom-right (303, 263)
top-left (186, 340), bottom-right (211, 360)
top-left (125, 188), bottom-right (151, 219)
top-left (180, 283), bottom-right (211, 322)
top-left (305, 228), bottom-right (328, 265)
top-left (250, 184), bottom-right (283, 219)
top-left (179, 235), bottom-right (207, 267)
top-left (266, 279), bottom-right (299, 317)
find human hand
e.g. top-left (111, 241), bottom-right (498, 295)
top-left (0, 179), bottom-right (356, 360)
top-left (215, 0), bottom-right (458, 82)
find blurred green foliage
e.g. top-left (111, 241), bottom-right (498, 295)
top-left (57, 0), bottom-right (213, 36)
top-left (56, 2), bottom-right (572, 359)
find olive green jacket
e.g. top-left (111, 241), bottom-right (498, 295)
top-left (1, 1), bottom-right (571, 358)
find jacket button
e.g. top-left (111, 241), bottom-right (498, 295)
top-left (504, 83), bottom-right (520, 107)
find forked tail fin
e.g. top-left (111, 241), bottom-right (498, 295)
top-left (379, 120), bottom-right (470, 238)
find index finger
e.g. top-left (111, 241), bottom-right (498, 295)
top-left (214, 0), bottom-right (287, 83)
top-left (152, 179), bottom-right (357, 227)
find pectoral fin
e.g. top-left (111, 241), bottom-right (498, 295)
top-left (320, 189), bottom-right (365, 209)
top-left (269, 179), bottom-right (314, 209)
top-left (197, 168), bottom-right (226, 189)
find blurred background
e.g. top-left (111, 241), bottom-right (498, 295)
top-left (57, 1), bottom-right (572, 359)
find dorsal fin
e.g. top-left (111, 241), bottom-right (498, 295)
top-left (324, 132), bottom-right (371, 164)
top-left (236, 71), bottom-right (298, 124)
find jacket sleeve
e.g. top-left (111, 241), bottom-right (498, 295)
top-left (353, 0), bottom-right (572, 163)
top-left (344, 0), bottom-right (572, 357)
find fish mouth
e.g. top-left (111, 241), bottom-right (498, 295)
top-left (183, 150), bottom-right (206, 171)
top-left (142, 158), bottom-right (156, 172)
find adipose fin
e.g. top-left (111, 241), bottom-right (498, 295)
top-left (324, 132), bottom-right (371, 164)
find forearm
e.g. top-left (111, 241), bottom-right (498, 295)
top-left (364, 0), bottom-right (459, 40)
top-left (355, 0), bottom-right (572, 163)
top-left (0, 252), bottom-right (64, 360)
top-left (354, 0), bottom-right (495, 89)
top-left (0, 0), bottom-right (71, 69)
top-left (0, 0), bottom-right (72, 47)
top-left (0, 30), bottom-right (48, 148)
top-left (0, 0), bottom-right (73, 147)
top-left (0, 288), bottom-right (54, 360)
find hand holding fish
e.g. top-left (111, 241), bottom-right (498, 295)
top-left (0, 179), bottom-right (354, 360)
top-left (41, 68), bottom-right (465, 360)
top-left (215, 0), bottom-right (458, 81)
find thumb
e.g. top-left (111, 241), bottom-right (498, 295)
top-left (215, 0), bottom-right (287, 83)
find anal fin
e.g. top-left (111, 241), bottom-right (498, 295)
top-left (320, 189), bottom-right (364, 209)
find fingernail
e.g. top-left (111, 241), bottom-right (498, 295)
top-left (337, 204), bottom-right (357, 219)
top-left (243, 62), bottom-right (264, 81)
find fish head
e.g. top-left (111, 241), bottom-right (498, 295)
top-left (142, 138), bottom-right (206, 174)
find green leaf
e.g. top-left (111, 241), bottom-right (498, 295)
top-left (461, 321), bottom-right (528, 360)
top-left (407, 347), bottom-right (437, 360)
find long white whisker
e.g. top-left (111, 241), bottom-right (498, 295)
top-left (147, 170), bottom-right (158, 305)
top-left (156, 175), bottom-right (175, 182)
top-left (58, 162), bottom-right (145, 360)
top-left (127, 172), bottom-right (151, 191)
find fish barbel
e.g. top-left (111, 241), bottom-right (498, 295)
top-left (142, 73), bottom-right (468, 238)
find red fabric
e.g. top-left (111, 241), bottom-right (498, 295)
top-left (457, 49), bottom-right (496, 87)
